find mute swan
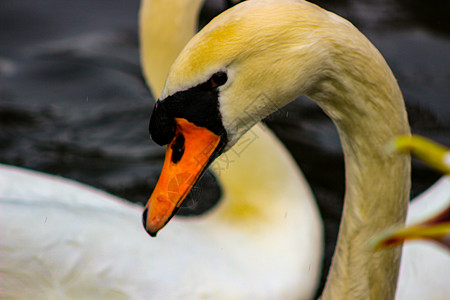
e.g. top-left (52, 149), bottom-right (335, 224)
top-left (143, 0), bottom-right (449, 299)
top-left (0, 0), bottom-right (322, 298)
top-left (140, 0), bottom-right (322, 296)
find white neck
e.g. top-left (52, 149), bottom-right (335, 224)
top-left (305, 24), bottom-right (411, 299)
top-left (139, 0), bottom-right (203, 97)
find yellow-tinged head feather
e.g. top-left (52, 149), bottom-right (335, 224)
top-left (162, 0), bottom-right (344, 97)
top-left (389, 135), bottom-right (450, 174)
top-left (160, 0), bottom-right (373, 148)
top-left (371, 222), bottom-right (450, 251)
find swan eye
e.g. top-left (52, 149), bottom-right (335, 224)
top-left (171, 133), bottom-right (185, 164)
top-left (210, 72), bottom-right (228, 88)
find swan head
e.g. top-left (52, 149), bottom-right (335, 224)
top-left (143, 0), bottom-right (336, 236)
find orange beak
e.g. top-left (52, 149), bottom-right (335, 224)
top-left (143, 118), bottom-right (222, 237)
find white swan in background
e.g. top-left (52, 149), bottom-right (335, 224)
top-left (372, 136), bottom-right (449, 278)
top-left (374, 175), bottom-right (450, 247)
top-left (378, 136), bottom-right (450, 299)
top-left (373, 136), bottom-right (450, 250)
top-left (142, 0), bottom-right (450, 299)
top-left (0, 0), bottom-right (322, 298)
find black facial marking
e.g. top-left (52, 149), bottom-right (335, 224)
top-left (149, 72), bottom-right (229, 148)
top-left (170, 133), bottom-right (185, 164)
top-left (141, 208), bottom-right (154, 236)
top-left (149, 100), bottom-right (176, 146)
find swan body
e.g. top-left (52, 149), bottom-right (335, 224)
top-left (395, 176), bottom-right (450, 299)
top-left (144, 0), bottom-right (448, 299)
top-left (0, 161), bottom-right (320, 299)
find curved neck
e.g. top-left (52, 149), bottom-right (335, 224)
top-left (139, 0), bottom-right (203, 97)
top-left (309, 28), bottom-right (411, 299)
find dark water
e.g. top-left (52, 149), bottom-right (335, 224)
top-left (1, 0), bottom-right (449, 295)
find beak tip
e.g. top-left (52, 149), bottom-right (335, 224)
top-left (147, 230), bottom-right (158, 238)
top-left (142, 207), bottom-right (148, 228)
top-left (142, 207), bottom-right (159, 238)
